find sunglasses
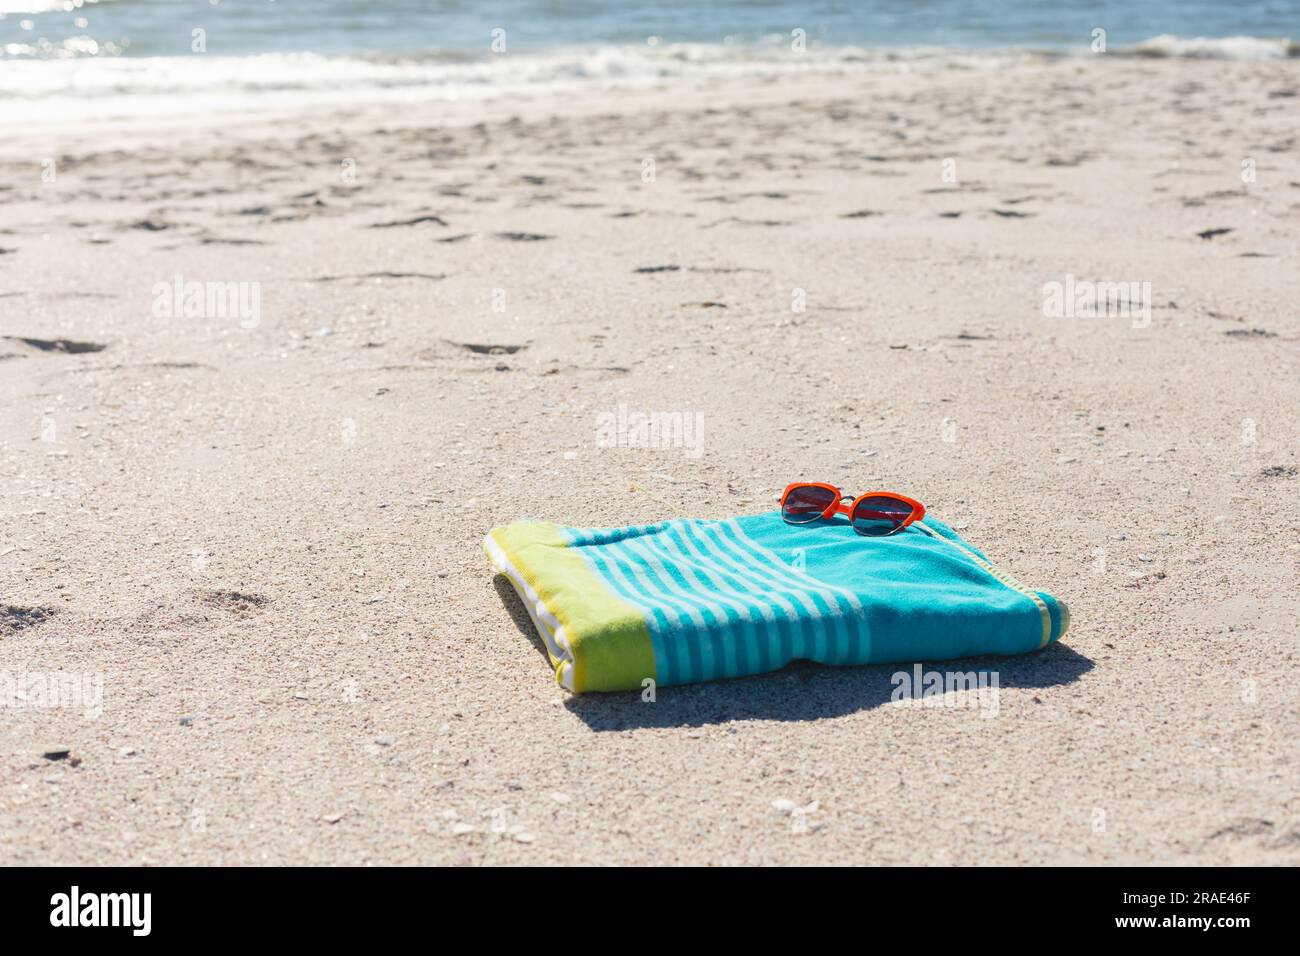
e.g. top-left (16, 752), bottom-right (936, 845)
top-left (780, 483), bottom-right (926, 537)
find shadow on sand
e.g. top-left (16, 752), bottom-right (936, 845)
top-left (492, 574), bottom-right (1093, 731)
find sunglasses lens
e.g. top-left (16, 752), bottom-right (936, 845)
top-left (851, 496), bottom-right (914, 536)
top-left (782, 485), bottom-right (837, 523)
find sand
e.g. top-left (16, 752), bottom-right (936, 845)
top-left (1, 55), bottom-right (1297, 865)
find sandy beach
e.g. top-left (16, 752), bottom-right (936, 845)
top-left (1, 54), bottom-right (1298, 865)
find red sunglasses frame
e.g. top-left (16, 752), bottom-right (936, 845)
top-left (780, 482), bottom-right (926, 535)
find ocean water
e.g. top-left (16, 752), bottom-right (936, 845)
top-left (2, 0), bottom-right (1298, 120)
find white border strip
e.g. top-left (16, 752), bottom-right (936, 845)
top-left (484, 532), bottom-right (576, 691)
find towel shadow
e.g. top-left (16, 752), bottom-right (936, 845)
top-left (493, 574), bottom-right (554, 663)
top-left (491, 574), bottom-right (1094, 731)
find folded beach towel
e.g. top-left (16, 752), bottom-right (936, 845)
top-left (485, 511), bottom-right (1069, 693)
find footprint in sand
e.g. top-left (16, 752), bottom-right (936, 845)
top-left (1258, 465), bottom-right (1297, 479)
top-left (446, 341), bottom-right (528, 355)
top-left (306, 272), bottom-right (446, 283)
top-left (700, 217), bottom-right (791, 228)
top-left (3, 336), bottom-right (106, 354)
top-left (199, 237), bottom-right (268, 246)
top-left (368, 214), bottom-right (449, 228)
top-left (198, 589), bottom-right (270, 617)
top-left (1, 605), bottom-right (57, 636)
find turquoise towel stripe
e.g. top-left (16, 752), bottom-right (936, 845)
top-left (713, 518), bottom-right (848, 662)
top-left (617, 535), bottom-right (728, 682)
top-left (675, 523), bottom-right (769, 673)
top-left (566, 529), bottom-right (678, 684)
top-left (660, 522), bottom-right (781, 676)
top-left (677, 519), bottom-right (810, 675)
top-left (707, 518), bottom-right (827, 666)
top-left (639, 527), bottom-right (766, 680)
top-left (602, 529), bottom-right (749, 683)
top-left (649, 523), bottom-right (758, 674)
top-left (703, 518), bottom-right (854, 665)
top-left (683, 520), bottom-right (813, 673)
top-left (588, 516), bottom-right (867, 679)
top-left (599, 537), bottom-right (711, 684)
top-left (720, 517), bottom-right (870, 664)
top-left (553, 511), bottom-right (1067, 688)
top-left (692, 517), bottom-right (828, 664)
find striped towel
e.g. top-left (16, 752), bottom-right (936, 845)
top-left (485, 510), bottom-right (1069, 693)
